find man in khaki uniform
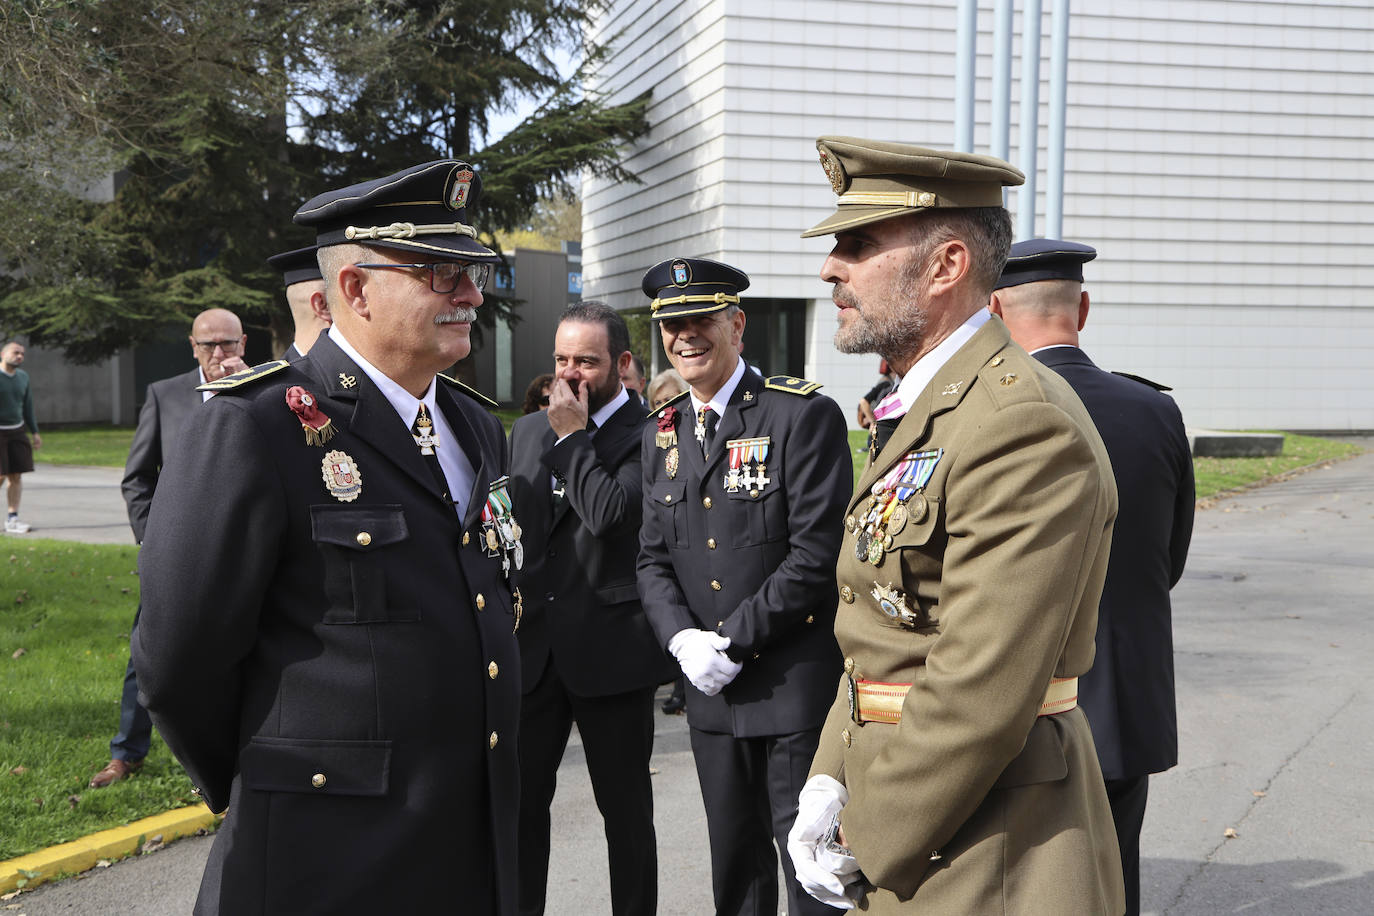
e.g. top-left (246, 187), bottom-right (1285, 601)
top-left (786, 137), bottom-right (1126, 914)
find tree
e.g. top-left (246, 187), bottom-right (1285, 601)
top-left (0, 0), bottom-right (646, 361)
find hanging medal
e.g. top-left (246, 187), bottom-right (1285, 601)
top-left (656, 406), bottom-right (680, 479)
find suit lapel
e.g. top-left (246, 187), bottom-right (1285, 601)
top-left (437, 382), bottom-right (494, 531)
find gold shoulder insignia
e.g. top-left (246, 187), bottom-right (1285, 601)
top-left (438, 373), bottom-right (499, 408)
top-left (644, 388), bottom-right (691, 417)
top-left (1111, 370), bottom-right (1173, 392)
top-left (197, 360), bottom-right (290, 392)
top-left (764, 375), bottom-right (823, 396)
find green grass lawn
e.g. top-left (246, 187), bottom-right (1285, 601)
top-left (34, 426), bottom-right (136, 468)
top-left (0, 539), bottom-right (198, 861)
top-left (1193, 432), bottom-right (1361, 498)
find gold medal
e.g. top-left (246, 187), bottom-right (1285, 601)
top-left (909, 492), bottom-right (929, 524)
top-left (486, 527), bottom-right (500, 551)
top-left (665, 445), bottom-right (679, 479)
top-left (888, 503), bottom-right (908, 535)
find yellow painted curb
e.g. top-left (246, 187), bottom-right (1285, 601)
top-left (0, 806), bottom-right (220, 894)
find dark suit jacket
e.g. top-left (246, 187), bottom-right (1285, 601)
top-left (637, 367), bottom-right (851, 737)
top-left (507, 396), bottom-right (673, 697)
top-left (131, 335), bottom-right (522, 915)
top-left (121, 367), bottom-right (203, 543)
top-left (1035, 346), bottom-right (1194, 779)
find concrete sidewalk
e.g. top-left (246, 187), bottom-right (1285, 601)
top-left (4, 463), bottom-right (135, 545)
top-left (8, 447), bottom-right (1374, 914)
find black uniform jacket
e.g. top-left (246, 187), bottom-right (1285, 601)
top-left (637, 367), bottom-right (852, 737)
top-left (131, 334), bottom-right (521, 915)
top-left (1036, 345), bottom-right (1195, 779)
top-left (121, 367), bottom-right (203, 543)
top-left (507, 396), bottom-right (674, 696)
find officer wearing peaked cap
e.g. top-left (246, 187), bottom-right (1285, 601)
top-left (992, 238), bottom-right (1195, 916)
top-left (133, 160), bottom-right (523, 915)
top-left (268, 245), bottom-right (330, 359)
top-left (787, 138), bottom-right (1125, 914)
top-left (636, 256), bottom-right (853, 916)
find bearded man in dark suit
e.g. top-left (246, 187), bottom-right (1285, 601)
top-left (507, 300), bottom-right (674, 916)
top-left (991, 238), bottom-right (1195, 916)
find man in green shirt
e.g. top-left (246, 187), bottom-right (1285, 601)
top-left (0, 341), bottom-right (41, 534)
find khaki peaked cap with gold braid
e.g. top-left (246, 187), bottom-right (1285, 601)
top-left (801, 137), bottom-right (1025, 238)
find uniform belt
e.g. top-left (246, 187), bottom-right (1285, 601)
top-left (852, 676), bottom-right (1078, 725)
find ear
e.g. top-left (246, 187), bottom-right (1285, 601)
top-left (1077, 290), bottom-right (1090, 332)
top-left (336, 264), bottom-right (370, 319)
top-left (988, 290), bottom-right (1006, 318)
top-left (615, 349), bottom-right (633, 377)
top-left (310, 289), bottom-right (332, 324)
top-left (926, 239), bottom-right (971, 298)
top-left (729, 309), bottom-right (746, 345)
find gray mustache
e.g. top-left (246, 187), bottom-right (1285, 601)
top-left (435, 307), bottom-right (478, 324)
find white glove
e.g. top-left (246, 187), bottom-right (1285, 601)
top-left (667, 628), bottom-right (743, 696)
top-left (788, 775), bottom-right (864, 910)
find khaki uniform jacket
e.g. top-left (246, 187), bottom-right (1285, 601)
top-left (810, 317), bottom-right (1126, 914)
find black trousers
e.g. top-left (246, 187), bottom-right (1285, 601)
top-left (1106, 775), bottom-right (1150, 916)
top-left (518, 664), bottom-right (658, 916)
top-left (688, 726), bottom-right (836, 916)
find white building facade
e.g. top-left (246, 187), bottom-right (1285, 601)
top-left (582, 0), bottom-right (1374, 431)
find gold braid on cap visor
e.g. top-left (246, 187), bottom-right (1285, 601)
top-left (650, 292), bottom-right (741, 313)
top-left (344, 221), bottom-right (478, 241)
top-left (838, 190), bottom-right (939, 208)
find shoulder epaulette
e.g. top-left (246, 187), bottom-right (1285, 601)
top-left (197, 360), bottom-right (290, 392)
top-left (645, 389), bottom-right (691, 418)
top-left (764, 375), bottom-right (823, 396)
top-left (438, 373), bottom-right (498, 408)
top-left (1111, 370), bottom-right (1172, 392)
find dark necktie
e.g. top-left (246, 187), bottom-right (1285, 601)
top-left (411, 404), bottom-right (451, 501)
top-left (697, 406), bottom-right (717, 459)
top-left (870, 416), bottom-right (900, 460)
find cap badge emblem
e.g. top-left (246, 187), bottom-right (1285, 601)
top-left (446, 166), bottom-right (474, 210)
top-left (671, 259), bottom-right (691, 287)
top-left (819, 149), bottom-right (845, 194)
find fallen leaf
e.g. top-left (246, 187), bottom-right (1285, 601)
top-left (95, 860), bottom-right (111, 868)
top-left (11, 648), bottom-right (25, 659)
top-left (1252, 790), bottom-right (1267, 797)
top-left (140, 834), bottom-right (165, 855)
top-left (1, 890), bottom-right (19, 900)
top-left (1224, 827), bottom-right (1239, 838)
top-left (10, 766), bottom-right (27, 775)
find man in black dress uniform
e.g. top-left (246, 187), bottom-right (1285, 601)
top-left (508, 301), bottom-right (673, 916)
top-left (132, 160), bottom-right (524, 915)
top-left (636, 256), bottom-right (851, 916)
top-left (990, 238), bottom-right (1195, 916)
top-left (268, 245), bottom-right (331, 359)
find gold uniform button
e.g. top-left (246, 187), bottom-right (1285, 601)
top-left (805, 615), bottom-right (814, 624)
top-left (664, 494), bottom-right (673, 503)
top-left (462, 531), bottom-right (471, 546)
top-left (475, 593), bottom-right (486, 610)
top-left (489, 731), bottom-right (499, 749)
top-left (710, 579), bottom-right (722, 591)
top-left (488, 661), bottom-right (499, 679)
top-left (843, 657), bottom-right (855, 675)
top-left (717, 620), bottom-right (725, 629)
top-left (355, 531), bottom-right (371, 547)
top-left (842, 728), bottom-right (852, 748)
top-left (703, 496), bottom-right (713, 509)
top-left (990, 356), bottom-right (1005, 367)
top-left (840, 585), bottom-right (855, 604)
top-left (707, 538), bottom-right (717, 549)
top-left (311, 773), bottom-right (326, 788)
top-left (845, 515), bottom-right (856, 531)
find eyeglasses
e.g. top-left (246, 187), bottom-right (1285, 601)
top-left (354, 261), bottom-right (490, 294)
top-left (193, 339), bottom-right (242, 353)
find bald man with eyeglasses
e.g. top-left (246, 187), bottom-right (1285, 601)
top-left (90, 308), bottom-right (248, 790)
